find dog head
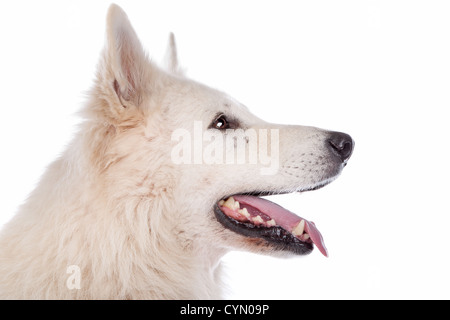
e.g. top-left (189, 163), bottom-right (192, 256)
top-left (87, 4), bottom-right (354, 260)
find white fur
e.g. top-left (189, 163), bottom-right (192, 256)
top-left (0, 4), bottom-right (344, 299)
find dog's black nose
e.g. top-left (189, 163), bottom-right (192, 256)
top-left (327, 132), bottom-right (354, 162)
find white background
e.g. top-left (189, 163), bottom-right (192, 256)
top-left (1, 1), bottom-right (449, 299)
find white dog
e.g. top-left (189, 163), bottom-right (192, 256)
top-left (0, 4), bottom-right (353, 299)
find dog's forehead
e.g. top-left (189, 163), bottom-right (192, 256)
top-left (156, 73), bottom-right (267, 128)
top-left (195, 84), bottom-right (252, 116)
top-left (164, 78), bottom-right (252, 116)
top-left (223, 95), bottom-right (249, 112)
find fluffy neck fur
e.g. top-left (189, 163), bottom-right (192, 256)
top-left (0, 119), bottom-right (225, 299)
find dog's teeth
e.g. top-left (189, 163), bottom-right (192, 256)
top-left (292, 220), bottom-right (305, 236)
top-left (303, 233), bottom-right (310, 240)
top-left (238, 208), bottom-right (250, 218)
top-left (218, 200), bottom-right (225, 206)
top-left (252, 216), bottom-right (264, 225)
top-left (266, 219), bottom-right (276, 227)
top-left (222, 197), bottom-right (236, 210)
top-left (234, 201), bottom-right (240, 210)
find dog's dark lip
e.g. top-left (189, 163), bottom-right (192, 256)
top-left (213, 184), bottom-right (330, 255)
top-left (214, 203), bottom-right (314, 255)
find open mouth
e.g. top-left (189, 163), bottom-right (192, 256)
top-left (214, 191), bottom-right (329, 257)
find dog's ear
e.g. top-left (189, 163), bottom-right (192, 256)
top-left (90, 4), bottom-right (166, 125)
top-left (163, 33), bottom-right (185, 76)
top-left (104, 4), bottom-right (148, 106)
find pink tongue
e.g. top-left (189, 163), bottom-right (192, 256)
top-left (233, 195), bottom-right (328, 257)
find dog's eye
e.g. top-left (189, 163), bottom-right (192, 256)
top-left (211, 115), bottom-right (229, 130)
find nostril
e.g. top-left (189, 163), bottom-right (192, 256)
top-left (327, 132), bottom-right (354, 162)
